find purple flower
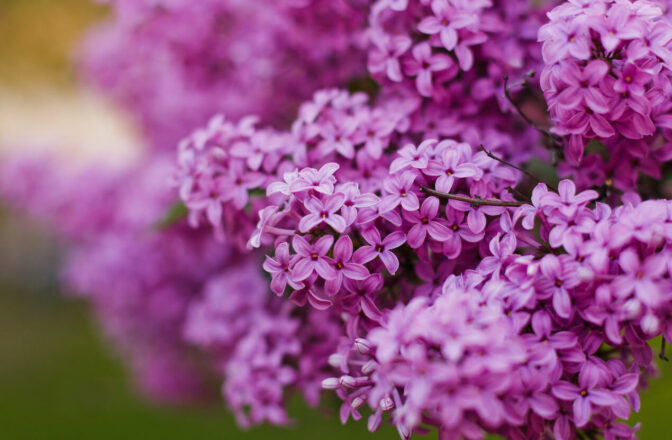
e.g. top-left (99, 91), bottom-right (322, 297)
top-left (353, 227), bottom-right (406, 274)
top-left (291, 235), bottom-right (337, 282)
top-left (290, 163), bottom-right (339, 194)
top-left (539, 20), bottom-right (591, 64)
top-left (552, 378), bottom-right (619, 428)
top-left (342, 274), bottom-right (384, 322)
top-left (299, 193), bottom-right (347, 233)
top-left (441, 207), bottom-right (484, 258)
top-left (536, 255), bottom-right (581, 319)
top-left (389, 140), bottom-right (435, 174)
top-left (612, 248), bottom-right (666, 307)
top-left (417, 0), bottom-right (475, 51)
top-left (613, 63), bottom-right (650, 97)
top-left (556, 60), bottom-right (611, 114)
top-left (424, 143), bottom-right (482, 193)
top-left (355, 113), bottom-right (395, 159)
top-left (403, 42), bottom-right (453, 97)
top-left (368, 31), bottom-right (412, 82)
top-left (379, 171), bottom-right (419, 214)
top-left (325, 236), bottom-right (369, 296)
top-left (318, 119), bottom-right (357, 159)
top-left (338, 182), bottom-right (379, 226)
top-left (263, 242), bottom-right (304, 296)
top-left (404, 196), bottom-right (451, 248)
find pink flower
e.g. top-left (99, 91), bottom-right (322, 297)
top-left (552, 379), bottom-right (618, 428)
top-left (556, 60), bottom-right (611, 114)
top-left (221, 160), bottom-right (266, 209)
top-left (342, 274), bottom-right (384, 322)
top-left (389, 140), bottom-right (435, 174)
top-left (291, 235), bottom-right (337, 282)
top-left (404, 196), bottom-right (451, 248)
top-left (290, 163), bottom-right (340, 194)
top-left (612, 248), bottom-right (667, 308)
top-left (424, 143), bottom-right (482, 193)
top-left (417, 0), bottom-right (476, 51)
top-left (403, 42), bottom-right (453, 97)
top-left (379, 171), bottom-right (419, 214)
top-left (324, 236), bottom-right (370, 296)
top-left (299, 193), bottom-right (347, 233)
top-left (368, 31), bottom-right (412, 82)
top-left (353, 228), bottom-right (406, 274)
top-left (263, 242), bottom-right (304, 295)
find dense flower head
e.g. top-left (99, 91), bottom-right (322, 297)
top-left (539, 0), bottom-right (672, 190)
top-left (5, 0), bottom-right (672, 438)
top-left (82, 0), bottom-right (368, 149)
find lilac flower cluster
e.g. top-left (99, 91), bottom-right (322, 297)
top-left (540, 0), bottom-right (672, 189)
top-left (4, 0), bottom-right (672, 439)
top-left (82, 0), bottom-right (367, 149)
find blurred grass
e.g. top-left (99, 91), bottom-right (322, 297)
top-left (0, 0), bottom-right (106, 86)
top-left (0, 212), bottom-right (396, 440)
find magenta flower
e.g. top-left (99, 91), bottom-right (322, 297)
top-left (627, 21), bottom-right (672, 64)
top-left (218, 160), bottom-right (266, 210)
top-left (612, 248), bottom-right (666, 307)
top-left (291, 235), bottom-right (337, 282)
top-left (318, 119), bottom-right (357, 159)
top-left (379, 171), bottom-right (419, 214)
top-left (592, 5), bottom-right (644, 52)
top-left (290, 163), bottom-right (339, 194)
top-left (403, 42), bottom-right (453, 97)
top-left (441, 207), bottom-right (484, 258)
top-left (185, 174), bottom-right (230, 228)
top-left (539, 20), bottom-right (591, 64)
top-left (552, 378), bottom-right (619, 428)
top-left (424, 145), bottom-right (482, 193)
top-left (613, 64), bottom-right (650, 97)
top-left (353, 228), bottom-right (406, 275)
top-left (263, 242), bottom-right (304, 296)
top-left (556, 60), bottom-right (611, 114)
top-left (417, 0), bottom-right (475, 51)
top-left (325, 236), bottom-right (369, 296)
top-left (368, 31), bottom-right (412, 82)
top-left (404, 196), bottom-right (451, 248)
top-left (536, 255), bottom-right (581, 319)
top-left (355, 114), bottom-right (396, 159)
top-left (338, 182), bottom-right (379, 226)
top-left (299, 193), bottom-right (347, 233)
top-left (342, 274), bottom-right (384, 322)
top-left (389, 140), bottom-right (435, 174)
top-left (541, 180), bottom-right (598, 218)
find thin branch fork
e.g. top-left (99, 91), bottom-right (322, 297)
top-left (481, 145), bottom-right (558, 192)
top-left (503, 74), bottom-right (562, 144)
top-left (420, 186), bottom-right (524, 207)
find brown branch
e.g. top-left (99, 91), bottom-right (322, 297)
top-left (481, 145), bottom-right (558, 192)
top-left (503, 74), bottom-right (562, 144)
top-left (420, 186), bottom-right (524, 207)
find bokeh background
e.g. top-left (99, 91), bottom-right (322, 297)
top-left (0, 1), bottom-right (670, 439)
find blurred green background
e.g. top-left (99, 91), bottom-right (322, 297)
top-left (0, 1), bottom-right (671, 439)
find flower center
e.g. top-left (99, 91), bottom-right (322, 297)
top-left (422, 217), bottom-right (429, 224)
top-left (311, 253), bottom-right (319, 260)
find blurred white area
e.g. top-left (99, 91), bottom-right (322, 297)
top-left (0, 86), bottom-right (142, 167)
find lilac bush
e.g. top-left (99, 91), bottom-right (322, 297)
top-left (4, 0), bottom-right (672, 439)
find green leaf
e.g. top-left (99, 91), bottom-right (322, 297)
top-left (154, 200), bottom-right (188, 230)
